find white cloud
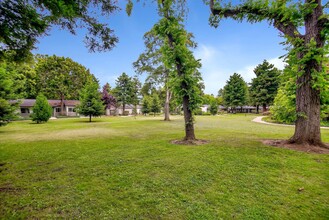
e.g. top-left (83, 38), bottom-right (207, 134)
top-left (268, 57), bottom-right (286, 70)
top-left (194, 44), bottom-right (220, 64)
top-left (237, 57), bottom-right (287, 84)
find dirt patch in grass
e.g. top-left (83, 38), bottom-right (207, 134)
top-left (262, 140), bottom-right (329, 154)
top-left (171, 139), bottom-right (209, 145)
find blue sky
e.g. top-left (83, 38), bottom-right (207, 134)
top-left (33, 1), bottom-right (286, 95)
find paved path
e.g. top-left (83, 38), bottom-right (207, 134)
top-left (252, 116), bottom-right (329, 129)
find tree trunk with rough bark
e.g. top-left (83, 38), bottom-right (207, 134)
top-left (164, 89), bottom-right (171, 121)
top-left (122, 103), bottom-right (126, 115)
top-left (288, 1), bottom-right (325, 146)
top-left (167, 38), bottom-right (195, 141)
top-left (60, 93), bottom-right (65, 116)
top-left (209, 0), bottom-right (327, 146)
top-left (289, 54), bottom-right (323, 146)
top-left (262, 104), bottom-right (267, 112)
top-left (182, 94), bottom-right (195, 140)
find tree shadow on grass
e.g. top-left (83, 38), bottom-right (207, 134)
top-left (76, 120), bottom-right (104, 123)
top-left (171, 139), bottom-right (209, 146)
top-left (262, 140), bottom-right (329, 154)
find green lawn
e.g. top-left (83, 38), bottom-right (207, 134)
top-left (1, 115), bottom-right (329, 219)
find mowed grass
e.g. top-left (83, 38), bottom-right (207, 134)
top-left (0, 114), bottom-right (329, 219)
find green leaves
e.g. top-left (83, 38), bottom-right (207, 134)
top-left (223, 73), bottom-right (248, 108)
top-left (0, 0), bottom-right (120, 60)
top-left (31, 94), bottom-right (52, 124)
top-left (78, 81), bottom-right (104, 122)
top-left (249, 60), bottom-right (281, 107)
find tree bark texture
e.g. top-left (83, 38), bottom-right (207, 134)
top-left (164, 89), bottom-right (171, 121)
top-left (210, 0), bottom-right (327, 146)
top-left (60, 93), bottom-right (65, 116)
top-left (289, 0), bottom-right (324, 146)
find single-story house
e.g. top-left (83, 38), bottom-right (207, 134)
top-left (226, 106), bottom-right (257, 113)
top-left (115, 104), bottom-right (142, 116)
top-left (200, 105), bottom-right (210, 113)
top-left (16, 99), bottom-right (80, 118)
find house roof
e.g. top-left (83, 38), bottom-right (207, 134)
top-left (13, 99), bottom-right (80, 107)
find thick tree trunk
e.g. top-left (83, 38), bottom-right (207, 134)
top-left (289, 73), bottom-right (322, 145)
top-left (60, 93), bottom-right (65, 116)
top-left (262, 104), bottom-right (267, 112)
top-left (165, 24), bottom-right (196, 141)
top-left (182, 94), bottom-right (195, 140)
top-left (164, 89), bottom-right (171, 121)
top-left (89, 114), bottom-right (91, 122)
top-left (256, 105), bottom-right (259, 114)
top-left (289, 1), bottom-right (325, 147)
top-left (122, 103), bottom-right (125, 114)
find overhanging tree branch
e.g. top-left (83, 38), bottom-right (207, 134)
top-left (209, 0), bottom-right (303, 39)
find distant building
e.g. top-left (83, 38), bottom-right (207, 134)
top-left (115, 104), bottom-right (142, 116)
top-left (15, 99), bottom-right (80, 118)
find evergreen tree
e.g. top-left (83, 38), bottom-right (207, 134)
top-left (141, 96), bottom-right (151, 115)
top-left (78, 82), bottom-right (104, 122)
top-left (223, 73), bottom-right (248, 113)
top-left (150, 93), bottom-right (161, 116)
top-left (249, 60), bottom-right (281, 113)
top-left (209, 100), bottom-right (218, 115)
top-left (31, 94), bottom-right (52, 124)
top-left (114, 73), bottom-right (135, 113)
top-left (0, 59), bottom-right (24, 126)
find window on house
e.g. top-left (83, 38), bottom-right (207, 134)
top-left (56, 108), bottom-right (61, 112)
top-left (21, 108), bottom-right (30, 113)
top-left (68, 107), bottom-right (74, 112)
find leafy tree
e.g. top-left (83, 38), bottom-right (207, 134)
top-left (134, 21), bottom-right (197, 121)
top-left (35, 55), bottom-right (96, 115)
top-left (131, 77), bottom-right (142, 115)
top-left (134, 30), bottom-right (173, 121)
top-left (0, 59), bottom-right (25, 126)
top-left (209, 0), bottom-right (329, 146)
top-left (150, 93), bottom-right (161, 116)
top-left (202, 94), bottom-right (214, 105)
top-left (0, 0), bottom-right (119, 61)
top-left (141, 96), bottom-right (151, 115)
top-left (114, 73), bottom-right (136, 113)
top-left (78, 82), bottom-right (104, 122)
top-left (154, 0), bottom-right (203, 141)
top-left (209, 100), bottom-right (218, 115)
top-left (31, 94), bottom-right (52, 124)
top-left (249, 60), bottom-right (281, 113)
top-left (223, 73), bottom-right (248, 113)
top-left (101, 83), bottom-right (116, 113)
top-left (271, 86), bottom-right (296, 124)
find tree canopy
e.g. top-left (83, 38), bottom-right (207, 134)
top-left (223, 73), bottom-right (248, 111)
top-left (0, 0), bottom-right (119, 61)
top-left (78, 82), bottom-right (104, 122)
top-left (31, 94), bottom-right (52, 124)
top-left (114, 72), bottom-right (137, 113)
top-left (249, 60), bottom-right (281, 111)
top-left (209, 0), bottom-right (329, 146)
top-left (153, 0), bottom-right (203, 141)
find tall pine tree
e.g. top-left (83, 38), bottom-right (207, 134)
top-left (78, 82), bottom-right (104, 122)
top-left (223, 73), bottom-right (248, 113)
